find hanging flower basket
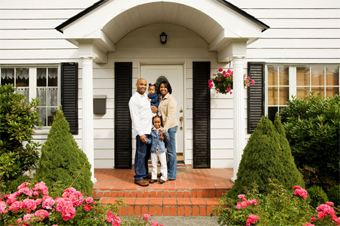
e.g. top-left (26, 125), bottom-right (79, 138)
top-left (208, 68), bottom-right (255, 94)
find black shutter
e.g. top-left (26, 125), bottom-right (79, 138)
top-left (193, 62), bottom-right (211, 168)
top-left (61, 63), bottom-right (78, 135)
top-left (114, 62), bottom-right (132, 169)
top-left (247, 62), bottom-right (265, 133)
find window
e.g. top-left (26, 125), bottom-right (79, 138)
top-left (1, 68), bottom-right (29, 104)
top-left (297, 66), bottom-right (339, 98)
top-left (267, 66), bottom-right (289, 121)
top-left (0, 67), bottom-right (59, 126)
top-left (266, 65), bottom-right (339, 121)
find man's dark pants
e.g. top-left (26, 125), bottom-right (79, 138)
top-left (134, 135), bottom-right (151, 181)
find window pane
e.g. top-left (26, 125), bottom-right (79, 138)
top-left (326, 67), bottom-right (339, 86)
top-left (297, 87), bottom-right (310, 99)
top-left (326, 87), bottom-right (339, 97)
top-left (47, 87), bottom-right (58, 106)
top-left (37, 88), bottom-right (46, 106)
top-left (37, 68), bottom-right (47, 87)
top-left (16, 68), bottom-right (29, 87)
top-left (311, 87), bottom-right (324, 97)
top-left (268, 107), bottom-right (278, 122)
top-left (48, 68), bottom-right (58, 86)
top-left (279, 66), bottom-right (289, 86)
top-left (16, 87), bottom-right (29, 105)
top-left (38, 107), bottom-right (46, 126)
top-left (268, 66), bottom-right (278, 86)
top-left (297, 67), bottom-right (310, 86)
top-left (1, 68), bottom-right (14, 85)
top-left (268, 87), bottom-right (278, 105)
top-left (47, 107), bottom-right (57, 126)
top-left (311, 67), bottom-right (324, 86)
top-left (279, 87), bottom-right (289, 105)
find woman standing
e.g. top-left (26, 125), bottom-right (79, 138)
top-left (158, 81), bottom-right (178, 180)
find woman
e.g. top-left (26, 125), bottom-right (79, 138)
top-left (158, 81), bottom-right (178, 180)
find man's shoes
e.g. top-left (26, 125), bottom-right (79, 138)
top-left (159, 179), bottom-right (166, 184)
top-left (157, 173), bottom-right (162, 177)
top-left (149, 179), bottom-right (157, 184)
top-left (134, 179), bottom-right (149, 187)
top-left (145, 173), bottom-right (152, 179)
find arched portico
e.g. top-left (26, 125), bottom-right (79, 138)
top-left (56, 0), bottom-right (268, 183)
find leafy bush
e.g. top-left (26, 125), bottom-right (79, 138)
top-left (4, 175), bottom-right (30, 194)
top-left (308, 185), bottom-right (329, 208)
top-left (213, 182), bottom-right (340, 226)
top-left (280, 93), bottom-right (340, 186)
top-left (328, 185), bottom-right (340, 207)
top-left (35, 109), bottom-right (93, 196)
top-left (0, 84), bottom-right (41, 190)
top-left (227, 114), bottom-right (304, 198)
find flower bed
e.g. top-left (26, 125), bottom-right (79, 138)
top-left (0, 181), bottom-right (163, 226)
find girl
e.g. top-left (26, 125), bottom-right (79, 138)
top-left (147, 115), bottom-right (169, 184)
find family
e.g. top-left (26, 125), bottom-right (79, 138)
top-left (129, 78), bottom-right (178, 187)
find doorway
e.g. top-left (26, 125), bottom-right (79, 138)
top-left (141, 65), bottom-right (184, 161)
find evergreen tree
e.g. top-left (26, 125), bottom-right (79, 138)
top-left (35, 109), bottom-right (93, 196)
top-left (227, 114), bottom-right (304, 198)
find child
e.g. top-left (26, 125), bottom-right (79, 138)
top-left (146, 115), bottom-right (169, 184)
top-left (148, 83), bottom-right (159, 109)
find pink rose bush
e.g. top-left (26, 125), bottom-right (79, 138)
top-left (208, 68), bottom-right (254, 94)
top-left (0, 181), bottom-right (163, 226)
top-left (214, 183), bottom-right (340, 226)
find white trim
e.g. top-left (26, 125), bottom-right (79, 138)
top-left (289, 66), bottom-right (296, 99)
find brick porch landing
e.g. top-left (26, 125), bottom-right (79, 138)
top-left (93, 168), bottom-right (234, 216)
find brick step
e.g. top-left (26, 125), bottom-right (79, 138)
top-left (100, 197), bottom-right (220, 216)
top-left (93, 187), bottom-right (229, 199)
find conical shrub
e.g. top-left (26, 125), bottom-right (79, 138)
top-left (35, 109), bottom-right (93, 196)
top-left (227, 114), bottom-right (304, 198)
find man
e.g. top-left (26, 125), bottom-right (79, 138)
top-left (129, 78), bottom-right (158, 186)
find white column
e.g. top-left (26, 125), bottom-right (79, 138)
top-left (81, 56), bottom-right (97, 184)
top-left (232, 57), bottom-right (245, 181)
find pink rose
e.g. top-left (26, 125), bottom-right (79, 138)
top-left (326, 202), bottom-right (334, 206)
top-left (246, 215), bottom-right (259, 226)
top-left (246, 83), bottom-right (250, 87)
top-left (8, 201), bottom-right (23, 212)
top-left (208, 83), bottom-right (213, 88)
top-left (240, 201), bottom-right (248, 208)
top-left (318, 211), bottom-right (325, 219)
top-left (113, 216), bottom-right (121, 226)
top-left (213, 74), bottom-right (216, 76)
top-left (152, 221), bottom-right (158, 226)
top-left (18, 187), bottom-right (32, 196)
top-left (303, 223), bottom-right (315, 226)
top-left (42, 197), bottom-right (55, 209)
top-left (226, 88), bottom-right (231, 92)
top-left (218, 68), bottom-right (223, 72)
top-left (18, 182), bottom-right (29, 190)
top-left (35, 209), bottom-right (49, 221)
top-left (293, 185), bottom-right (302, 190)
top-left (85, 197), bottom-right (94, 203)
top-left (23, 213), bottom-right (34, 221)
top-left (23, 199), bottom-right (37, 213)
top-left (84, 204), bottom-right (92, 212)
top-left (238, 194), bottom-right (245, 199)
top-left (0, 201), bottom-right (6, 214)
top-left (208, 80), bottom-right (212, 84)
top-left (217, 77), bottom-right (221, 82)
top-left (236, 202), bottom-right (241, 209)
top-left (310, 217), bottom-right (316, 222)
top-left (35, 198), bottom-right (43, 205)
top-left (251, 80), bottom-right (255, 84)
top-left (144, 214), bottom-right (151, 222)
top-left (223, 71), bottom-right (227, 76)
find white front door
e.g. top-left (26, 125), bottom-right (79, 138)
top-left (141, 65), bottom-right (184, 155)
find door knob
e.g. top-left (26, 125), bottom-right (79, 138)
top-left (179, 116), bottom-right (183, 131)
top-left (179, 108), bottom-right (183, 113)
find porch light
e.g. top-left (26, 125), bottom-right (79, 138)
top-left (160, 32), bottom-right (167, 44)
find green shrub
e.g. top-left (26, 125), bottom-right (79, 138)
top-left (307, 185), bottom-right (328, 208)
top-left (328, 185), bottom-right (340, 207)
top-left (213, 182), bottom-right (314, 226)
top-left (0, 84), bottom-right (41, 190)
top-left (227, 114), bottom-right (304, 198)
top-left (35, 109), bottom-right (93, 196)
top-left (4, 175), bottom-right (30, 194)
top-left (280, 92), bottom-right (340, 185)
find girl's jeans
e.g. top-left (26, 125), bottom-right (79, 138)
top-left (166, 126), bottom-right (178, 180)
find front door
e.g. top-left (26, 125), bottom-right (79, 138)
top-left (141, 65), bottom-right (184, 158)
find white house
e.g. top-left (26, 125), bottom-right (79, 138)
top-left (0, 0), bottom-right (339, 183)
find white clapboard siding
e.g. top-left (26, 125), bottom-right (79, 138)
top-left (0, 0), bottom-right (97, 9)
top-left (248, 39), bottom-right (340, 49)
top-left (227, 0), bottom-right (340, 9)
top-left (0, 40), bottom-right (77, 49)
top-left (0, 10), bottom-right (82, 19)
top-left (260, 19), bottom-right (340, 29)
top-left (243, 9), bottom-right (340, 19)
top-left (0, 20), bottom-right (68, 29)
